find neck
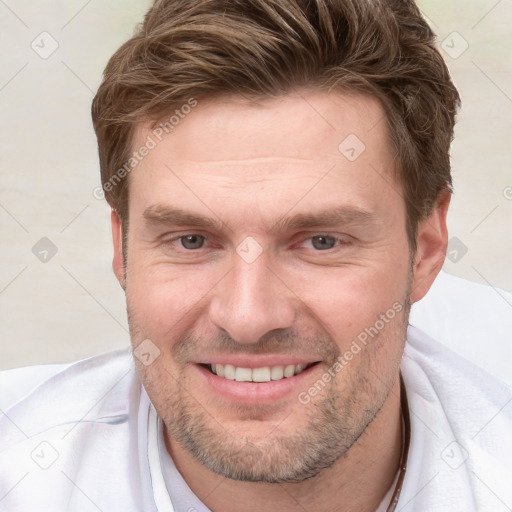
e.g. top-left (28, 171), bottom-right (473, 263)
top-left (165, 376), bottom-right (402, 512)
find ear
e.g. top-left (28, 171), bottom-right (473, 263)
top-left (111, 209), bottom-right (126, 290)
top-left (410, 190), bottom-right (451, 303)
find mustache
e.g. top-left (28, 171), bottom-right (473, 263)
top-left (172, 328), bottom-right (342, 364)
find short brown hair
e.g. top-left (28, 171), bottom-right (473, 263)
top-left (91, 0), bottom-right (460, 249)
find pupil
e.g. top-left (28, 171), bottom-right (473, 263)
top-left (182, 235), bottom-right (204, 249)
top-left (312, 235), bottom-right (335, 250)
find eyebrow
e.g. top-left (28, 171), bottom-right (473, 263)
top-left (273, 206), bottom-right (378, 232)
top-left (142, 204), bottom-right (378, 233)
top-left (143, 205), bottom-right (226, 232)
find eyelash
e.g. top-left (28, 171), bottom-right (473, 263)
top-left (164, 233), bottom-right (351, 252)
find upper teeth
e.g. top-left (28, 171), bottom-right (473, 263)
top-left (210, 363), bottom-right (308, 382)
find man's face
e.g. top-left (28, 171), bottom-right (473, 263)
top-left (115, 91), bottom-right (425, 482)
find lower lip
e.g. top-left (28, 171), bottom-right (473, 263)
top-left (195, 363), bottom-right (320, 405)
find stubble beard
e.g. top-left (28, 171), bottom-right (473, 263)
top-left (129, 289), bottom-right (411, 484)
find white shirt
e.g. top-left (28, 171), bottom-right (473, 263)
top-left (410, 271), bottom-right (512, 387)
top-left (0, 326), bottom-right (511, 511)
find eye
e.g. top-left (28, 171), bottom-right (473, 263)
top-left (296, 234), bottom-right (352, 253)
top-left (310, 235), bottom-right (336, 250)
top-left (178, 234), bottom-right (206, 250)
top-left (308, 235), bottom-right (338, 251)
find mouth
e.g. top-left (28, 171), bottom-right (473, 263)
top-left (204, 362), bottom-right (317, 382)
top-left (195, 358), bottom-right (323, 405)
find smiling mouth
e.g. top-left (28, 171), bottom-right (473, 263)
top-left (203, 362), bottom-right (319, 383)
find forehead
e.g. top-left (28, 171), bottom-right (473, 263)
top-left (127, 90), bottom-right (400, 227)
top-left (135, 91), bottom-right (391, 162)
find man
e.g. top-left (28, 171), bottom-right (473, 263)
top-left (1, 0), bottom-right (511, 511)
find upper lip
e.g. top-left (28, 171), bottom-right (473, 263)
top-left (195, 356), bottom-right (320, 368)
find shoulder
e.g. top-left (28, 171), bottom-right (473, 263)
top-left (0, 362), bottom-right (72, 410)
top-left (0, 349), bottom-right (145, 511)
top-left (0, 348), bottom-right (138, 447)
top-left (410, 270), bottom-right (512, 386)
top-left (401, 326), bottom-right (512, 510)
top-left (403, 325), bottom-right (512, 437)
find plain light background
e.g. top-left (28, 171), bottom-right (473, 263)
top-left (0, 0), bottom-right (511, 370)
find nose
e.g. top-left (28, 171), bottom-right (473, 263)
top-left (208, 254), bottom-right (296, 344)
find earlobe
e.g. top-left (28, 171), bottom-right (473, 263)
top-left (111, 209), bottom-right (126, 290)
top-left (410, 190), bottom-right (451, 303)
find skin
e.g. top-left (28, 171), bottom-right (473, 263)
top-left (111, 90), bottom-right (449, 512)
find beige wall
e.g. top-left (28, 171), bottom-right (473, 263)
top-left (0, 0), bottom-right (510, 369)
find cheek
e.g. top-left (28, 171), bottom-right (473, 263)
top-left (284, 262), bottom-right (410, 347)
top-left (125, 262), bottom-right (221, 341)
